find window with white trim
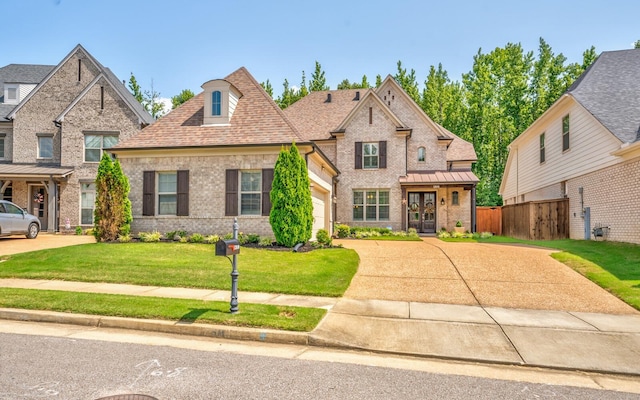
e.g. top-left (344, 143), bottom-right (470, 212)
top-left (417, 147), bottom-right (426, 162)
top-left (84, 133), bottom-right (118, 162)
top-left (38, 135), bottom-right (53, 159)
top-left (353, 190), bottom-right (389, 221)
top-left (81, 183), bottom-right (95, 225)
top-left (539, 133), bottom-right (545, 163)
top-left (158, 172), bottom-right (177, 215)
top-left (363, 142), bottom-right (379, 169)
top-left (212, 90), bottom-right (222, 116)
top-left (240, 171), bottom-right (261, 215)
top-left (562, 115), bottom-right (570, 151)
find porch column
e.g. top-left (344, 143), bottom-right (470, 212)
top-left (401, 186), bottom-right (407, 231)
top-left (47, 178), bottom-right (57, 233)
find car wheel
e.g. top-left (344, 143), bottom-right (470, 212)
top-left (26, 223), bottom-right (39, 239)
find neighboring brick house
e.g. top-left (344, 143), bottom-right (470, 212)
top-left (284, 76), bottom-right (478, 234)
top-left (499, 49), bottom-right (640, 244)
top-left (111, 67), bottom-right (338, 238)
top-left (0, 44), bottom-right (153, 232)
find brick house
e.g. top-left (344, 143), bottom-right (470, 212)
top-left (284, 75), bottom-right (478, 234)
top-left (499, 49), bottom-right (640, 244)
top-left (0, 44), bottom-right (154, 232)
top-left (112, 67), bottom-right (338, 238)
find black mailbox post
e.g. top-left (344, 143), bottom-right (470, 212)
top-left (216, 239), bottom-right (240, 256)
top-left (214, 218), bottom-right (240, 313)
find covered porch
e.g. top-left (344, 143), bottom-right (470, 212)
top-left (400, 170), bottom-right (479, 234)
top-left (0, 164), bottom-right (74, 232)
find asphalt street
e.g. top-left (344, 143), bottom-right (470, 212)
top-left (1, 321), bottom-right (639, 400)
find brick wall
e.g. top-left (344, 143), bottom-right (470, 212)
top-left (567, 156), bottom-right (640, 244)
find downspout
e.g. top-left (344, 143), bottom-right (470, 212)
top-left (471, 184), bottom-right (476, 233)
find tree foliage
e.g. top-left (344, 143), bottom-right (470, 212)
top-left (261, 79), bottom-right (274, 97)
top-left (128, 73), bottom-right (165, 119)
top-left (93, 153), bottom-right (132, 242)
top-left (171, 89), bottom-right (195, 109)
top-left (309, 61), bottom-right (329, 91)
top-left (269, 142), bottom-right (313, 247)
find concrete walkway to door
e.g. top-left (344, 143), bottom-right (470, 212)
top-left (310, 238), bottom-right (640, 375)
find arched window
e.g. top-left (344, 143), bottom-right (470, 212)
top-left (452, 191), bottom-right (459, 206)
top-left (417, 147), bottom-right (426, 162)
top-left (212, 91), bottom-right (221, 116)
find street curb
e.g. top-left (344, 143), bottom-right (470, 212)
top-left (0, 308), bottom-right (309, 346)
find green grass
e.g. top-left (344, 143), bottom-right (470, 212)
top-left (0, 288), bottom-right (324, 331)
top-left (362, 235), bottom-right (422, 241)
top-left (449, 236), bottom-right (640, 310)
top-left (0, 243), bottom-right (359, 297)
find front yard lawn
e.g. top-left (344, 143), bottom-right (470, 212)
top-left (0, 288), bottom-right (324, 331)
top-left (442, 236), bottom-right (640, 310)
top-left (0, 243), bottom-right (359, 297)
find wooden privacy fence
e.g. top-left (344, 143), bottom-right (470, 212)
top-left (502, 198), bottom-right (569, 240)
top-left (477, 207), bottom-right (502, 235)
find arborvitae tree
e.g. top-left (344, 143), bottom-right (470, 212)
top-left (269, 142), bottom-right (313, 247)
top-left (93, 153), bottom-right (132, 241)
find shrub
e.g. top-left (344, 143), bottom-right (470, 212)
top-left (456, 220), bottom-right (463, 227)
top-left (315, 229), bottom-right (332, 246)
top-left (223, 232), bottom-right (233, 240)
top-left (204, 235), bottom-right (219, 244)
top-left (189, 233), bottom-right (204, 243)
top-left (75, 226), bottom-right (83, 235)
top-left (351, 226), bottom-right (391, 236)
top-left (238, 233), bottom-right (249, 245)
top-left (258, 236), bottom-right (274, 246)
top-left (84, 228), bottom-right (94, 236)
top-left (451, 231), bottom-right (465, 238)
top-left (139, 231), bottom-right (162, 242)
top-left (437, 230), bottom-right (451, 238)
top-left (165, 231), bottom-right (178, 241)
top-left (179, 236), bottom-right (188, 243)
top-left (117, 234), bottom-right (132, 243)
top-left (480, 232), bottom-right (494, 239)
top-left (247, 234), bottom-right (261, 244)
top-left (335, 224), bottom-right (351, 238)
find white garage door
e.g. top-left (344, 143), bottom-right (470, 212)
top-left (311, 188), bottom-right (325, 240)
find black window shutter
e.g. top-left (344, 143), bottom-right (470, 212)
top-left (176, 170), bottom-right (189, 216)
top-left (355, 142), bottom-right (362, 169)
top-left (379, 141), bottom-right (387, 169)
top-left (225, 169), bottom-right (238, 216)
top-left (142, 171), bottom-right (155, 216)
top-left (262, 168), bottom-right (274, 216)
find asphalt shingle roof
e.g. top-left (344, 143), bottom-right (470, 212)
top-left (0, 64), bottom-right (55, 117)
top-left (568, 48), bottom-right (640, 144)
top-left (114, 67), bottom-right (306, 150)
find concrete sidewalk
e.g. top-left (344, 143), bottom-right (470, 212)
top-left (1, 279), bottom-right (640, 376)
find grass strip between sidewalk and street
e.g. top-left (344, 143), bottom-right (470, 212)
top-left (0, 288), bottom-right (325, 332)
top-left (0, 243), bottom-right (359, 297)
top-left (442, 236), bottom-right (640, 310)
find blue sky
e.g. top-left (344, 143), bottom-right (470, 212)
top-left (3, 0), bottom-right (638, 106)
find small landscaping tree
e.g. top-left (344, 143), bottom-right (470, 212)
top-left (94, 153), bottom-right (132, 242)
top-left (270, 142), bottom-right (313, 247)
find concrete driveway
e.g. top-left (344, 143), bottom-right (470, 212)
top-left (0, 233), bottom-right (95, 256)
top-left (337, 237), bottom-right (636, 314)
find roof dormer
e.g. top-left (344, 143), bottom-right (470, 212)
top-left (201, 79), bottom-right (242, 126)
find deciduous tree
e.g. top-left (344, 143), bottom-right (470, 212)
top-left (171, 89), bottom-right (195, 109)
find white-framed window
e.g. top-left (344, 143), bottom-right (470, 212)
top-left (84, 133), bottom-right (118, 162)
top-left (353, 190), bottom-right (389, 221)
top-left (417, 147), bottom-right (426, 162)
top-left (539, 133), bottom-right (545, 163)
top-left (38, 135), bottom-right (53, 159)
top-left (562, 115), bottom-right (570, 151)
top-left (4, 84), bottom-right (18, 104)
top-left (80, 183), bottom-right (96, 225)
top-left (363, 142), bottom-right (379, 169)
top-left (158, 172), bottom-right (177, 215)
top-left (240, 170), bottom-right (261, 215)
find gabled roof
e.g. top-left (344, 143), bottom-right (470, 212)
top-left (113, 67), bottom-right (308, 150)
top-left (0, 64), bottom-right (55, 117)
top-left (568, 48), bottom-right (640, 144)
top-left (4, 44), bottom-right (153, 125)
top-left (284, 89), bottom-right (366, 140)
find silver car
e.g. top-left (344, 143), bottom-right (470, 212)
top-left (0, 200), bottom-right (41, 239)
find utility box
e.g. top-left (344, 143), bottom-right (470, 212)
top-left (215, 239), bottom-right (240, 256)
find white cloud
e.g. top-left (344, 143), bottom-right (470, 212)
top-left (158, 97), bottom-right (172, 115)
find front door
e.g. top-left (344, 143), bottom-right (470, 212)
top-left (407, 192), bottom-right (436, 233)
top-left (31, 186), bottom-right (48, 231)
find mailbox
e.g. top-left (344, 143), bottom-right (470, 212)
top-left (216, 239), bottom-right (240, 256)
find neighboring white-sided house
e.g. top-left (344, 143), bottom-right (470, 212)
top-left (500, 49), bottom-right (640, 244)
top-left (0, 44), bottom-right (153, 232)
top-left (111, 67), bottom-right (338, 239)
top-left (285, 76), bottom-right (478, 234)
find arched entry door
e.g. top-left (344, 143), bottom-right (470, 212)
top-left (407, 192), bottom-right (436, 233)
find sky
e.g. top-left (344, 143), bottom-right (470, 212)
top-left (2, 0), bottom-right (639, 111)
